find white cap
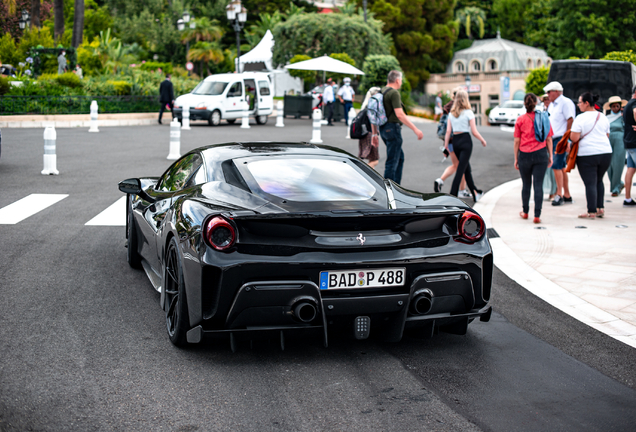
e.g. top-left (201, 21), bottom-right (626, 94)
top-left (344, 77), bottom-right (351, 84)
top-left (543, 81), bottom-right (563, 92)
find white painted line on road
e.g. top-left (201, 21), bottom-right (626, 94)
top-left (85, 196), bottom-right (126, 226)
top-left (0, 194), bottom-right (68, 224)
top-left (474, 181), bottom-right (636, 349)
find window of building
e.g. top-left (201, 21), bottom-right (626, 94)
top-left (455, 61), bottom-right (465, 73)
top-left (536, 59), bottom-right (543, 68)
top-left (471, 60), bottom-right (481, 72)
top-left (488, 60), bottom-right (498, 71)
top-left (488, 94), bottom-right (499, 108)
top-left (527, 59), bottom-right (533, 69)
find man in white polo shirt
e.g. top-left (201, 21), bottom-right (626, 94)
top-left (544, 81), bottom-right (576, 206)
top-left (337, 77), bottom-right (355, 125)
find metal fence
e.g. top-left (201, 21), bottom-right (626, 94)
top-left (0, 95), bottom-right (159, 115)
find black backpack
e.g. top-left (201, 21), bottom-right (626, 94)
top-left (350, 108), bottom-right (371, 139)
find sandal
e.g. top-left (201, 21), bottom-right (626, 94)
top-left (519, 212), bottom-right (528, 220)
top-left (578, 212), bottom-right (596, 219)
top-left (596, 209), bottom-right (604, 218)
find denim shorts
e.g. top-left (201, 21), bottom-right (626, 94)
top-left (627, 148), bottom-right (636, 169)
top-left (553, 152), bottom-right (568, 170)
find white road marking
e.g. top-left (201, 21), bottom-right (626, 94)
top-left (85, 196), bottom-right (126, 226)
top-left (0, 194), bottom-right (69, 224)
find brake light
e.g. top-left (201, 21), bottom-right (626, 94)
top-left (456, 211), bottom-right (485, 243)
top-left (203, 216), bottom-right (236, 251)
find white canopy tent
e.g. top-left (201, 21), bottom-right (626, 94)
top-left (236, 29), bottom-right (275, 73)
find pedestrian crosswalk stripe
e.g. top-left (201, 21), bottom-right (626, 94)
top-left (0, 194), bottom-right (69, 224)
top-left (85, 196), bottom-right (126, 226)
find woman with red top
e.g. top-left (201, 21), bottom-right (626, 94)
top-left (514, 93), bottom-right (554, 223)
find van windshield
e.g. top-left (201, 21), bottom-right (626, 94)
top-left (192, 81), bottom-right (228, 95)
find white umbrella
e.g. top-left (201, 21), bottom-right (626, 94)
top-left (285, 55), bottom-right (364, 75)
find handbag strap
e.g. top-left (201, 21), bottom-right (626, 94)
top-left (580, 112), bottom-right (601, 141)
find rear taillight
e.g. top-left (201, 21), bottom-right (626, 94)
top-left (456, 211), bottom-right (485, 243)
top-left (203, 216), bottom-right (236, 251)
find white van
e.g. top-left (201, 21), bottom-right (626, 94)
top-left (173, 72), bottom-right (274, 126)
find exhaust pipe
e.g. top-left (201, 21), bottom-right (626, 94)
top-left (292, 302), bottom-right (317, 323)
top-left (410, 289), bottom-right (434, 315)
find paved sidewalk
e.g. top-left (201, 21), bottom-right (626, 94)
top-left (475, 168), bottom-right (636, 348)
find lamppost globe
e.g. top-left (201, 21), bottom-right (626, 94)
top-left (227, 0), bottom-right (247, 73)
top-left (189, 16), bottom-right (196, 30)
top-left (22, 9), bottom-right (29, 22)
top-left (177, 18), bottom-right (185, 31)
top-left (182, 11), bottom-right (190, 23)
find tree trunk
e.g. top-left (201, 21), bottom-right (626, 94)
top-left (31, 0), bottom-right (41, 28)
top-left (71, 0), bottom-right (84, 47)
top-left (54, 0), bottom-right (64, 41)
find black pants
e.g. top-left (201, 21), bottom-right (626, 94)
top-left (450, 133), bottom-right (477, 197)
top-left (576, 153), bottom-right (612, 213)
top-left (518, 148), bottom-right (549, 217)
top-left (159, 101), bottom-right (173, 122)
top-left (325, 102), bottom-right (334, 124)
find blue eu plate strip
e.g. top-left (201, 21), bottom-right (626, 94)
top-left (320, 272), bottom-right (328, 290)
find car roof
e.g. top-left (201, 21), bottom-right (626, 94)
top-left (203, 72), bottom-right (270, 83)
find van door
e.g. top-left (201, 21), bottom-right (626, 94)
top-left (243, 79), bottom-right (257, 113)
top-left (257, 79), bottom-right (273, 114)
top-left (222, 81), bottom-right (244, 119)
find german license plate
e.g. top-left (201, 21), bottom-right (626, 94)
top-left (319, 268), bottom-right (405, 289)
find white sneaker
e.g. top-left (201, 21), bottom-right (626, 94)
top-left (458, 189), bottom-right (471, 198)
top-left (474, 191), bottom-right (484, 202)
top-left (434, 178), bottom-right (443, 192)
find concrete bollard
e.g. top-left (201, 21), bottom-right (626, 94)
top-left (181, 102), bottom-right (191, 130)
top-left (167, 118), bottom-right (181, 160)
top-left (345, 107), bottom-right (357, 139)
top-left (240, 101), bottom-right (251, 129)
top-left (88, 100), bottom-right (99, 132)
top-left (275, 100), bottom-right (284, 127)
top-left (42, 125), bottom-right (59, 175)
top-left (309, 109), bottom-right (323, 144)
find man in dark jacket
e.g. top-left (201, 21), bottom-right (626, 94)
top-left (158, 74), bottom-right (175, 124)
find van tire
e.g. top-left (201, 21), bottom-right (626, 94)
top-left (208, 110), bottom-right (221, 126)
top-left (256, 115), bottom-right (268, 125)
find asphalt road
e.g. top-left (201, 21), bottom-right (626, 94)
top-left (1, 118), bottom-right (635, 431)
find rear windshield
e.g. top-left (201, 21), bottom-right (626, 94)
top-left (192, 81), bottom-right (228, 95)
top-left (240, 157), bottom-right (377, 202)
top-left (502, 101), bottom-right (524, 109)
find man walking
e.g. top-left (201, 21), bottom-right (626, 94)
top-left (544, 81), bottom-right (576, 206)
top-left (623, 84), bottom-right (636, 206)
top-left (434, 91), bottom-right (443, 121)
top-left (158, 74), bottom-right (175, 125)
top-left (337, 77), bottom-right (355, 124)
top-left (323, 78), bottom-right (335, 126)
top-left (57, 50), bottom-right (67, 74)
top-left (371, 70), bottom-right (423, 184)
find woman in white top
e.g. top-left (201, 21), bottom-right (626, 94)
top-left (570, 92), bottom-right (612, 218)
top-left (444, 90), bottom-right (487, 200)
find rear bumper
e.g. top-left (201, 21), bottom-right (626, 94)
top-left (173, 107), bottom-right (211, 121)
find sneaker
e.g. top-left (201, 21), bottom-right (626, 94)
top-left (434, 178), bottom-right (443, 192)
top-left (473, 190), bottom-right (484, 202)
top-left (552, 195), bottom-right (564, 206)
top-left (458, 189), bottom-right (471, 198)
top-left (563, 196), bottom-right (573, 203)
top-left (533, 217), bottom-right (541, 224)
top-left (624, 199), bottom-right (636, 206)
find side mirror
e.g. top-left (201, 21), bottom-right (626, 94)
top-left (119, 178), bottom-right (142, 195)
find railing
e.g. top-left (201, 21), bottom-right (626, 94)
top-left (0, 95), bottom-right (159, 115)
top-left (430, 70), bottom-right (530, 83)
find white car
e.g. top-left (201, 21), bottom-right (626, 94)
top-left (173, 72), bottom-right (274, 126)
top-left (488, 100), bottom-right (525, 126)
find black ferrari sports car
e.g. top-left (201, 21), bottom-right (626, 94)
top-left (119, 142), bottom-right (492, 349)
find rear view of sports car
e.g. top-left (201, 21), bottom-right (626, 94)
top-left (119, 142), bottom-right (493, 349)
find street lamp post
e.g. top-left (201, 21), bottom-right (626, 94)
top-left (18, 9), bottom-right (31, 30)
top-left (465, 74), bottom-right (471, 92)
top-left (226, 0), bottom-right (247, 73)
top-left (177, 11), bottom-right (195, 75)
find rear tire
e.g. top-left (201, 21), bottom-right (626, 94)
top-left (208, 110), bottom-right (221, 126)
top-left (126, 195), bottom-right (142, 269)
top-left (164, 238), bottom-right (189, 346)
top-left (255, 115), bottom-right (268, 125)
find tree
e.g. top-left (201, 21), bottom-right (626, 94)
top-left (328, 52), bottom-right (356, 82)
top-left (272, 13), bottom-right (391, 70)
top-left (525, 66), bottom-right (549, 96)
top-left (53, 0), bottom-right (63, 40)
top-left (287, 54), bottom-right (315, 85)
top-left (31, 0), bottom-right (41, 28)
top-left (71, 0), bottom-right (84, 48)
top-left (360, 0), bottom-right (457, 88)
top-left (245, 11), bottom-right (282, 49)
top-left (359, 54), bottom-right (413, 107)
top-left (491, 0), bottom-right (526, 43)
top-left (188, 41), bottom-right (224, 76)
top-left (455, 6), bottom-right (486, 39)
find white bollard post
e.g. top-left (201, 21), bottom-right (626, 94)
top-left (240, 100), bottom-right (251, 129)
top-left (88, 100), bottom-right (99, 132)
top-left (167, 118), bottom-right (181, 160)
top-left (181, 102), bottom-right (191, 130)
top-left (309, 109), bottom-right (323, 144)
top-left (345, 107), bottom-right (356, 139)
top-left (275, 100), bottom-right (284, 127)
top-left (42, 125), bottom-right (59, 175)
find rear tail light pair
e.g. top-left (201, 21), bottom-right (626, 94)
top-left (203, 216), bottom-right (237, 251)
top-left (455, 211), bottom-right (485, 243)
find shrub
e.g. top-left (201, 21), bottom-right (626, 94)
top-left (0, 34), bottom-right (20, 67)
top-left (525, 66), bottom-right (550, 96)
top-left (0, 76), bottom-right (10, 96)
top-left (56, 72), bottom-right (82, 88)
top-left (77, 41), bottom-right (103, 77)
top-left (287, 54), bottom-right (315, 89)
top-left (601, 50), bottom-right (636, 65)
top-left (359, 55), bottom-right (401, 92)
top-left (139, 62), bottom-right (173, 74)
top-left (107, 80), bottom-right (132, 95)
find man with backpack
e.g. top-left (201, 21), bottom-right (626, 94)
top-left (369, 70), bottom-right (423, 184)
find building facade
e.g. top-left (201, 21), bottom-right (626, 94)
top-left (426, 33), bottom-right (551, 123)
